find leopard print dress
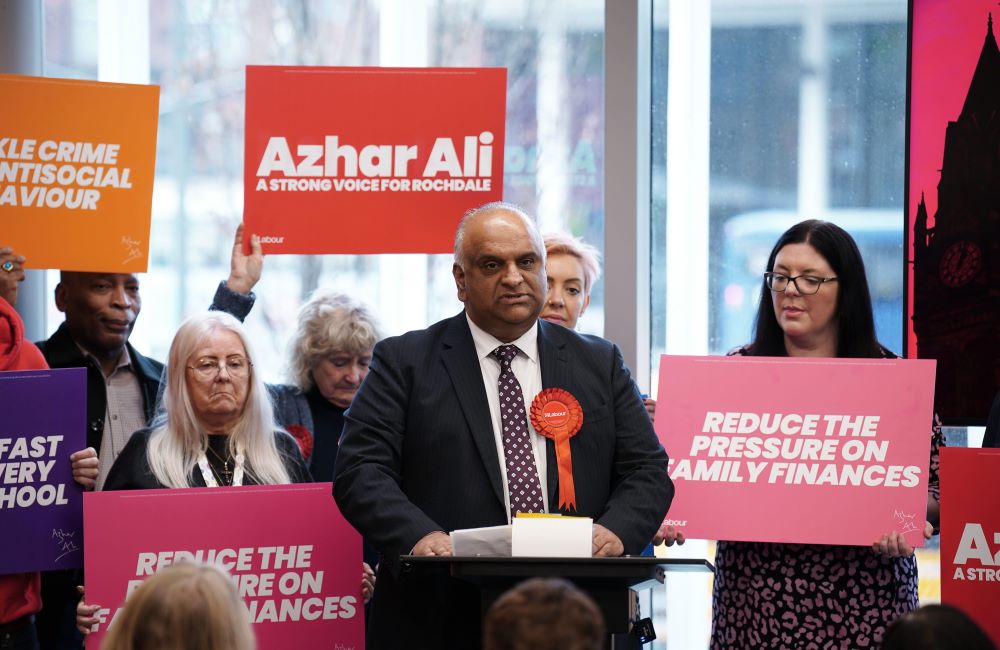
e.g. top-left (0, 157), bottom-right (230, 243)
top-left (710, 347), bottom-right (943, 649)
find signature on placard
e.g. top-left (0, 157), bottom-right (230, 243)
top-left (52, 528), bottom-right (80, 562)
top-left (122, 236), bottom-right (143, 265)
top-left (893, 510), bottom-right (919, 535)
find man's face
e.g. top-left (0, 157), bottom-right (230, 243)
top-left (453, 210), bottom-right (546, 342)
top-left (55, 273), bottom-right (141, 358)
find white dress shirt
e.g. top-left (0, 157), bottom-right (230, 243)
top-left (466, 315), bottom-right (549, 520)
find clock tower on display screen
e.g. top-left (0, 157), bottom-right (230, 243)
top-left (912, 15), bottom-right (1000, 421)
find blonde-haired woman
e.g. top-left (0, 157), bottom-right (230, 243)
top-left (103, 310), bottom-right (310, 489)
top-left (100, 561), bottom-right (255, 650)
top-left (539, 231), bottom-right (601, 330)
top-left (538, 232), bottom-right (657, 419)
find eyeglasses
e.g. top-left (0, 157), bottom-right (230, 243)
top-left (764, 272), bottom-right (838, 295)
top-left (186, 356), bottom-right (252, 380)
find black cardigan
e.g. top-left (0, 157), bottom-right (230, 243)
top-left (103, 428), bottom-right (313, 490)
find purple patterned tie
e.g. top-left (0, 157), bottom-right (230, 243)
top-left (493, 344), bottom-right (544, 518)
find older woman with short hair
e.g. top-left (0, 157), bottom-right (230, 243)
top-left (271, 290), bottom-right (382, 482)
top-left (212, 231), bottom-right (382, 574)
top-left (208, 227), bottom-right (383, 481)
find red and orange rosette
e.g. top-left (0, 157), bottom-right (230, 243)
top-left (529, 388), bottom-right (583, 512)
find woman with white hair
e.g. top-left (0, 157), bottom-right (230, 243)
top-left (77, 311), bottom-right (373, 635)
top-left (101, 310), bottom-right (310, 489)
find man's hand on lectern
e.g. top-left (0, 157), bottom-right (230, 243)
top-left (412, 531), bottom-right (453, 556)
top-left (592, 524), bottom-right (624, 557)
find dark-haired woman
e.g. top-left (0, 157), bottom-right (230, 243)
top-left (710, 220), bottom-right (943, 649)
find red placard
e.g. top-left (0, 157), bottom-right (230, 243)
top-left (655, 355), bottom-right (936, 546)
top-left (940, 448), bottom-right (1000, 645)
top-left (244, 66), bottom-right (506, 254)
top-left (83, 483), bottom-right (363, 649)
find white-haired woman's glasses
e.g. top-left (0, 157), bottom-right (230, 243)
top-left (186, 355), bottom-right (252, 380)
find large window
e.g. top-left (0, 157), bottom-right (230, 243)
top-left (651, 0), bottom-right (906, 366)
top-left (649, 2), bottom-right (910, 647)
top-left (43, 0), bottom-right (605, 383)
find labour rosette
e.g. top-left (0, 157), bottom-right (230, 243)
top-left (529, 388), bottom-right (583, 511)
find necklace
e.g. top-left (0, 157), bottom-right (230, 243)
top-left (207, 461), bottom-right (229, 487)
top-left (206, 444), bottom-right (233, 484)
top-left (197, 448), bottom-right (246, 488)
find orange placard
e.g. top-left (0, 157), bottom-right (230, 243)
top-left (244, 66), bottom-right (506, 254)
top-left (0, 74), bottom-right (159, 272)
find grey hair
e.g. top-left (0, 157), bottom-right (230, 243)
top-left (453, 201), bottom-right (544, 269)
top-left (147, 311), bottom-right (290, 488)
top-left (289, 290), bottom-right (381, 392)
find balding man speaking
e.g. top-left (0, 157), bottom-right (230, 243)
top-left (334, 202), bottom-right (672, 648)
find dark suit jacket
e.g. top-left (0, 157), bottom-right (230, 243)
top-left (333, 313), bottom-right (672, 648)
top-left (102, 428), bottom-right (313, 490)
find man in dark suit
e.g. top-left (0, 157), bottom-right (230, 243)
top-left (334, 202), bottom-right (673, 648)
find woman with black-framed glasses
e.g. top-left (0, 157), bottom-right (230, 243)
top-left (709, 219), bottom-right (943, 649)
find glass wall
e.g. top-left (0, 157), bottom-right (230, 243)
top-left (649, 2), bottom-right (919, 647)
top-left (650, 0), bottom-right (906, 366)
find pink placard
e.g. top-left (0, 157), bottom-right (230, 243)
top-left (655, 355), bottom-right (936, 546)
top-left (83, 483), bottom-right (363, 649)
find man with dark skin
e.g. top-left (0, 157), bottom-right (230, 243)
top-left (52, 273), bottom-right (143, 377)
top-left (334, 202), bottom-right (672, 648)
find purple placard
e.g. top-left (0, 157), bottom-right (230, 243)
top-left (0, 367), bottom-right (86, 574)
